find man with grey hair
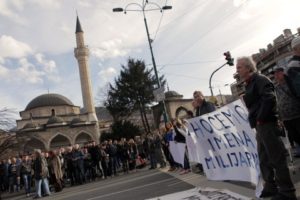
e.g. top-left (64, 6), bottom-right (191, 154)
top-left (236, 57), bottom-right (297, 200)
top-left (192, 90), bottom-right (215, 117)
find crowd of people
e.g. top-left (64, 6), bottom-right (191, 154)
top-left (0, 36), bottom-right (299, 200)
top-left (0, 128), bottom-right (197, 199)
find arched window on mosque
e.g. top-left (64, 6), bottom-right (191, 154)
top-left (175, 107), bottom-right (189, 119)
top-left (51, 109), bottom-right (56, 116)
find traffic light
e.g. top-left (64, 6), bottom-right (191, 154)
top-left (224, 51), bottom-right (234, 66)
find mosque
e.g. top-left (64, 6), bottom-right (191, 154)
top-left (16, 17), bottom-right (100, 153)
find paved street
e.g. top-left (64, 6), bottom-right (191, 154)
top-left (2, 168), bottom-right (193, 200)
top-left (3, 158), bottom-right (300, 200)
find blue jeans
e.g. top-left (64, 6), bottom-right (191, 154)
top-left (22, 174), bottom-right (32, 194)
top-left (35, 178), bottom-right (50, 197)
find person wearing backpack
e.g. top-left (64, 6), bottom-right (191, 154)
top-left (273, 66), bottom-right (300, 154)
top-left (286, 36), bottom-right (300, 99)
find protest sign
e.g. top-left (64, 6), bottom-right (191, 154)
top-left (186, 100), bottom-right (259, 185)
top-left (186, 132), bottom-right (202, 163)
top-left (169, 141), bottom-right (186, 166)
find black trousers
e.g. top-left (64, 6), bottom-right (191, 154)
top-left (256, 122), bottom-right (296, 198)
top-left (283, 117), bottom-right (300, 147)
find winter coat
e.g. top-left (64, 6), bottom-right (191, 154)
top-left (49, 155), bottom-right (63, 181)
top-left (243, 73), bottom-right (278, 128)
top-left (195, 100), bottom-right (216, 117)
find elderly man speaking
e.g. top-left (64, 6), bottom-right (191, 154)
top-left (236, 56), bottom-right (297, 200)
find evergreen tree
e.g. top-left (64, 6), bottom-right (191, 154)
top-left (100, 121), bottom-right (141, 141)
top-left (105, 58), bottom-right (165, 132)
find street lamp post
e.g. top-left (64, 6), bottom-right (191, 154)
top-left (113, 0), bottom-right (172, 123)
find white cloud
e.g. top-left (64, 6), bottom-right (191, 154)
top-left (0, 65), bottom-right (9, 77)
top-left (0, 0), bottom-right (27, 24)
top-left (98, 67), bottom-right (117, 77)
top-left (233, 0), bottom-right (244, 7)
top-left (0, 57), bottom-right (4, 64)
top-left (35, 53), bottom-right (57, 73)
top-left (0, 58), bottom-right (46, 84)
top-left (78, 0), bottom-right (91, 8)
top-left (0, 35), bottom-right (32, 58)
top-left (1, 0), bottom-right (300, 110)
top-left (16, 58), bottom-right (45, 84)
top-left (10, 0), bottom-right (25, 11)
top-left (98, 67), bottom-right (117, 83)
top-left (34, 53), bottom-right (61, 83)
top-left (60, 23), bottom-right (72, 35)
top-left (90, 38), bottom-right (131, 61)
top-left (29, 0), bottom-right (61, 9)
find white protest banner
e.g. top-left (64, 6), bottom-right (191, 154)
top-left (186, 132), bottom-right (202, 163)
top-left (169, 141), bottom-right (186, 166)
top-left (186, 100), bottom-right (260, 185)
top-left (146, 187), bottom-right (252, 200)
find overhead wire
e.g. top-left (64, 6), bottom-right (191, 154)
top-left (145, 59), bottom-right (223, 68)
top-left (158, 59), bottom-right (223, 71)
top-left (151, 0), bottom-right (167, 42)
top-left (165, 72), bottom-right (228, 83)
top-left (152, 0), bottom-right (208, 35)
top-left (158, 0), bottom-right (249, 71)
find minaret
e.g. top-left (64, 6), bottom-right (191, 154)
top-left (74, 16), bottom-right (97, 121)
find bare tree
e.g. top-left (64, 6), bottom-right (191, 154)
top-left (0, 108), bottom-right (18, 159)
top-left (96, 83), bottom-right (110, 107)
top-left (0, 107), bottom-right (17, 131)
top-left (0, 131), bottom-right (18, 158)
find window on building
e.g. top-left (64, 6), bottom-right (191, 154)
top-left (51, 109), bottom-right (55, 116)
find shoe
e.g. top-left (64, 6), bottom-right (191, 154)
top-left (260, 189), bottom-right (278, 198)
top-left (271, 193), bottom-right (297, 200)
top-left (33, 196), bottom-right (41, 199)
top-left (180, 170), bottom-right (189, 175)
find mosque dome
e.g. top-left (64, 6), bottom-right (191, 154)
top-left (70, 117), bottom-right (85, 125)
top-left (47, 116), bottom-right (64, 125)
top-left (23, 123), bottom-right (37, 129)
top-left (25, 93), bottom-right (74, 111)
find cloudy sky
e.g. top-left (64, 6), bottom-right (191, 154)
top-left (1, 0), bottom-right (300, 115)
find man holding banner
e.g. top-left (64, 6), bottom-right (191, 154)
top-left (193, 91), bottom-right (216, 117)
top-left (236, 56), bottom-right (297, 200)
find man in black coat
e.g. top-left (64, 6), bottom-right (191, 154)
top-left (88, 141), bottom-right (103, 179)
top-left (193, 91), bottom-right (216, 117)
top-left (236, 56), bottom-right (297, 200)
